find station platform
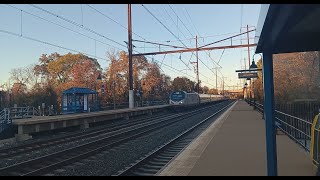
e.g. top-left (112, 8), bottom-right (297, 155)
top-left (12, 105), bottom-right (170, 141)
top-left (158, 100), bottom-right (315, 176)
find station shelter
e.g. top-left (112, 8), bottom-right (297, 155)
top-left (62, 87), bottom-right (98, 114)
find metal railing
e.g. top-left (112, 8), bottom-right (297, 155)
top-left (0, 108), bottom-right (11, 134)
top-left (9, 106), bottom-right (41, 119)
top-left (246, 100), bottom-right (312, 152)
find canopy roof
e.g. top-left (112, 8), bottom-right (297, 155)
top-left (255, 4), bottom-right (320, 54)
top-left (62, 87), bottom-right (97, 94)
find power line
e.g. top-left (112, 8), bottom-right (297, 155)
top-left (162, 5), bottom-right (190, 44)
top-left (29, 4), bottom-right (127, 49)
top-left (142, 4), bottom-right (191, 69)
top-left (184, 7), bottom-right (201, 37)
top-left (181, 7), bottom-right (197, 36)
top-left (141, 4), bottom-right (189, 49)
top-left (6, 4), bottom-right (124, 52)
top-left (0, 29), bottom-right (108, 61)
top-left (86, 4), bottom-right (147, 41)
top-left (83, 5), bottom-right (195, 80)
top-left (168, 5), bottom-right (194, 38)
top-left (169, 6), bottom-right (222, 70)
top-left (168, 8), bottom-right (221, 77)
top-left (218, 49), bottom-right (225, 64)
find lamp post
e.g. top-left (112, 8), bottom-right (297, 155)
top-left (250, 53), bottom-right (260, 109)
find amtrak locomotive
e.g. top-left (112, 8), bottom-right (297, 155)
top-left (169, 91), bottom-right (200, 106)
top-left (169, 91), bottom-right (225, 109)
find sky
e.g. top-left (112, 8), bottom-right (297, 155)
top-left (0, 4), bottom-right (261, 91)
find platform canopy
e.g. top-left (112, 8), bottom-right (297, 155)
top-left (62, 87), bottom-right (97, 95)
top-left (255, 4), bottom-right (320, 54)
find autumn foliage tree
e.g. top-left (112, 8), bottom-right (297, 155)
top-left (32, 52), bottom-right (102, 111)
top-left (171, 77), bottom-right (196, 92)
top-left (253, 51), bottom-right (320, 104)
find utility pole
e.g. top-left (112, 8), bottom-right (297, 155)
top-left (113, 80), bottom-right (116, 110)
top-left (247, 24), bottom-right (252, 102)
top-left (222, 78), bottom-right (224, 96)
top-left (216, 68), bottom-right (218, 91)
top-left (213, 67), bottom-right (221, 93)
top-left (247, 24), bottom-right (250, 67)
top-left (128, 4), bottom-right (134, 109)
top-left (196, 35), bottom-right (199, 93)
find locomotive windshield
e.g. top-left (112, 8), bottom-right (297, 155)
top-left (170, 91), bottom-right (185, 101)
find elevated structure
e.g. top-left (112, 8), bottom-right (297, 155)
top-left (255, 4), bottom-right (320, 175)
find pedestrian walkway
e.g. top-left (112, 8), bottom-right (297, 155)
top-left (158, 100), bottom-right (315, 176)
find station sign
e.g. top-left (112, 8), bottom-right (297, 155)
top-left (238, 72), bottom-right (258, 79)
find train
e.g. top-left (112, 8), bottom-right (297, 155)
top-left (169, 91), bottom-right (225, 110)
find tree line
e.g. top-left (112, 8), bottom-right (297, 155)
top-left (0, 50), bottom-right (219, 113)
top-left (252, 51), bottom-right (320, 105)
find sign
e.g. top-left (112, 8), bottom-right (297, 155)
top-left (238, 72), bottom-right (258, 79)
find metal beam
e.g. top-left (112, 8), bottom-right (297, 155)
top-left (262, 52), bottom-right (278, 176)
top-left (199, 29), bottom-right (255, 48)
top-left (132, 39), bottom-right (190, 49)
top-left (196, 35), bottom-right (199, 93)
top-left (132, 43), bottom-right (257, 56)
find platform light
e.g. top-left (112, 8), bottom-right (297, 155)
top-left (250, 60), bottom-right (258, 69)
top-left (250, 53), bottom-right (262, 70)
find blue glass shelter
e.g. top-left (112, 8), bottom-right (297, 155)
top-left (62, 87), bottom-right (98, 114)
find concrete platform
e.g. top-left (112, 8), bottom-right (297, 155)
top-left (158, 100), bottom-right (315, 176)
top-left (12, 105), bottom-right (170, 140)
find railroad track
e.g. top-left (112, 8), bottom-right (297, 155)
top-left (115, 100), bottom-right (235, 176)
top-left (0, 112), bottom-right (182, 160)
top-left (0, 101), bottom-right (227, 176)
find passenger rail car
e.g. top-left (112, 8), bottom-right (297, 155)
top-left (169, 91), bottom-right (226, 111)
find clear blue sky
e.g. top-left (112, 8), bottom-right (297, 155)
top-left (0, 4), bottom-right (261, 91)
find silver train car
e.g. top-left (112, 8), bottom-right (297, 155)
top-left (198, 94), bottom-right (225, 103)
top-left (169, 91), bottom-right (200, 106)
top-left (169, 91), bottom-right (226, 109)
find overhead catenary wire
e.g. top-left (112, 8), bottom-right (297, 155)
top-left (168, 4), bottom-right (194, 38)
top-left (0, 29), bottom-right (108, 61)
top-left (167, 6), bottom-right (222, 75)
top-left (86, 4), bottom-right (148, 42)
top-left (29, 4), bottom-right (127, 49)
top-left (142, 4), bottom-right (192, 70)
top-left (7, 4), bottom-right (227, 89)
top-left (6, 4), bottom-right (125, 52)
top-left (142, 5), bottom-right (221, 83)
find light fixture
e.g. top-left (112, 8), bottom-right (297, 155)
top-left (250, 60), bottom-right (258, 69)
top-left (251, 53), bottom-right (262, 69)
